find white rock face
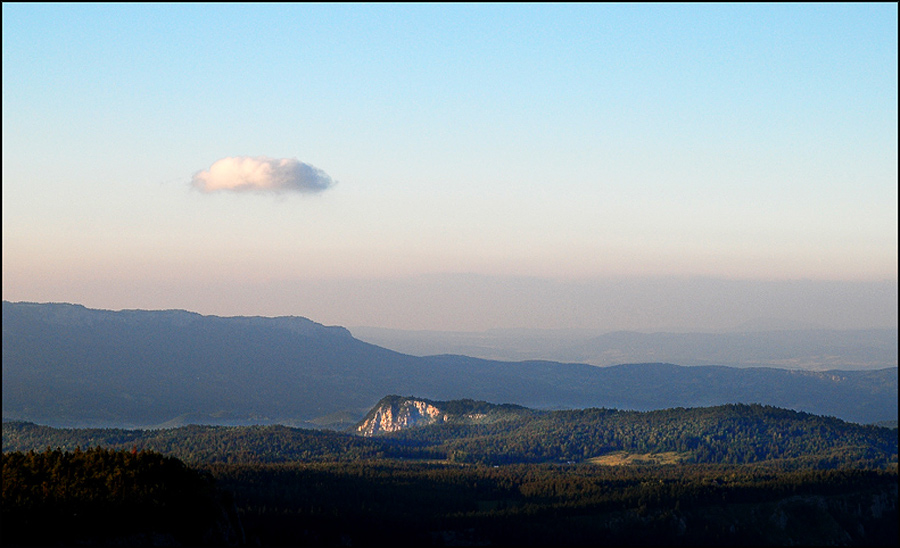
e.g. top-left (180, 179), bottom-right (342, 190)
top-left (356, 398), bottom-right (447, 436)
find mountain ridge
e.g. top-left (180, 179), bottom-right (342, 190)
top-left (351, 324), bottom-right (898, 370)
top-left (3, 301), bottom-right (897, 427)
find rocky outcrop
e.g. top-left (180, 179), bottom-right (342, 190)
top-left (354, 395), bottom-right (534, 436)
top-left (355, 396), bottom-right (448, 436)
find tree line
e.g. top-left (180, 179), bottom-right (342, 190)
top-left (5, 403), bottom-right (897, 468)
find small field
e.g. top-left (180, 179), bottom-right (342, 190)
top-left (586, 451), bottom-right (688, 465)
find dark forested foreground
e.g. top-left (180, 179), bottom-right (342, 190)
top-left (2, 403), bottom-right (898, 546)
top-left (206, 461), bottom-right (898, 547)
top-left (2, 450), bottom-right (897, 546)
top-left (1, 448), bottom-right (243, 546)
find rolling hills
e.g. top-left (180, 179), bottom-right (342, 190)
top-left (3, 400), bottom-right (897, 468)
top-left (3, 301), bottom-right (897, 427)
top-left (4, 397), bottom-right (898, 546)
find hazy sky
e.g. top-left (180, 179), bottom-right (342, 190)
top-left (3, 3), bottom-right (897, 331)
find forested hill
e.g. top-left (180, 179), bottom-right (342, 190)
top-left (3, 301), bottom-right (897, 427)
top-left (379, 402), bottom-right (899, 467)
top-left (3, 403), bottom-right (897, 468)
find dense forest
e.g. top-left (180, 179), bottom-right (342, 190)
top-left (5, 403), bottom-right (897, 468)
top-left (2, 402), bottom-right (898, 546)
top-left (382, 403), bottom-right (899, 467)
top-left (203, 460), bottom-right (898, 546)
top-left (1, 447), bottom-right (242, 546)
top-left (3, 449), bottom-right (897, 546)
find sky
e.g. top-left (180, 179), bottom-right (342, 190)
top-left (2, 3), bottom-right (897, 332)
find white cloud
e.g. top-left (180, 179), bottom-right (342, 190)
top-left (191, 156), bottom-right (335, 194)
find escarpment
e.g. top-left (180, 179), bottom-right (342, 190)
top-left (354, 395), bottom-right (533, 436)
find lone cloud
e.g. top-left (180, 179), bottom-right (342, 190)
top-left (192, 156), bottom-right (335, 194)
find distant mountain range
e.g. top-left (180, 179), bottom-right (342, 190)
top-left (2, 301), bottom-right (897, 428)
top-left (350, 325), bottom-right (899, 370)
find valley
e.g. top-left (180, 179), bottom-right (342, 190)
top-left (6, 4), bottom-right (895, 545)
top-left (3, 301), bottom-right (897, 428)
top-left (2, 301), bottom-right (897, 545)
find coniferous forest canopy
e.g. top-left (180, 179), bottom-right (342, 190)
top-left (3, 401), bottom-right (898, 546)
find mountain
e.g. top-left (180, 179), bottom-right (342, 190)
top-left (2, 301), bottom-right (897, 427)
top-left (2, 301), bottom-right (424, 427)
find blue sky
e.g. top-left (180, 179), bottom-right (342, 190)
top-left (2, 3), bottom-right (897, 330)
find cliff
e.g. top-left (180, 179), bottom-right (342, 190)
top-left (354, 395), bottom-right (533, 436)
top-left (354, 396), bottom-right (446, 436)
